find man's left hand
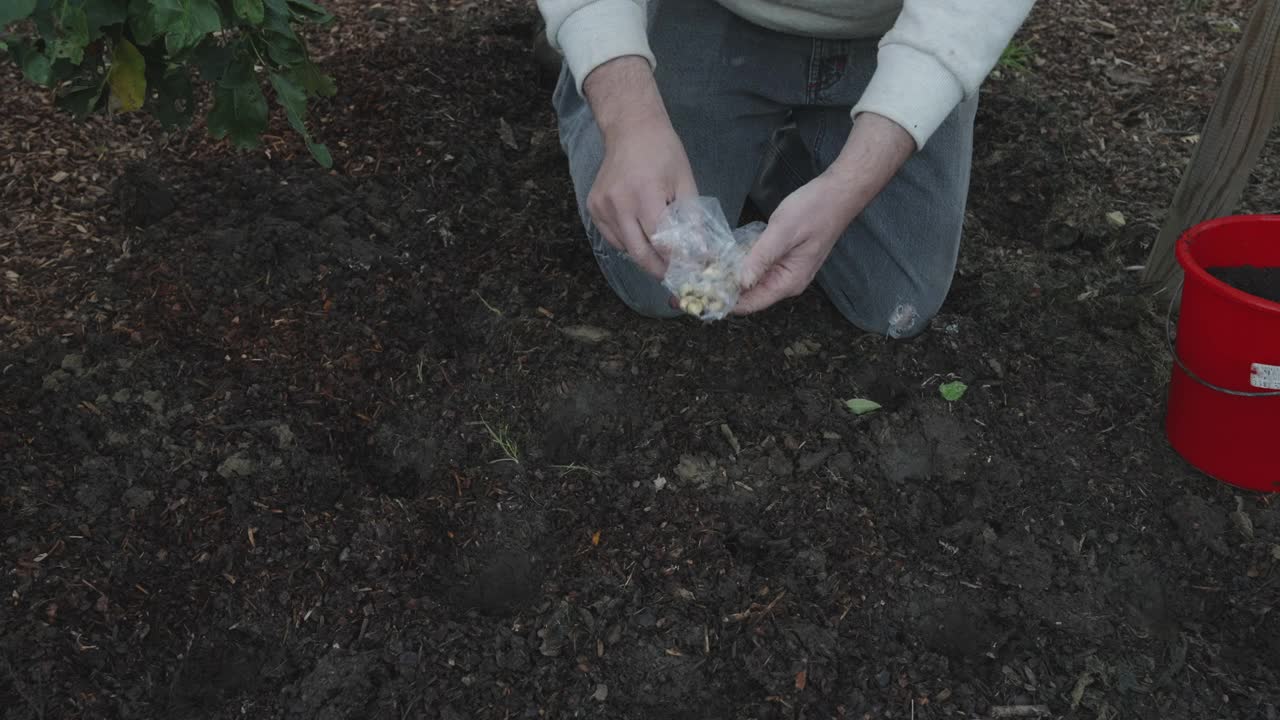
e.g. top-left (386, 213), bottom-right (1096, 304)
top-left (732, 173), bottom-right (862, 315)
top-left (733, 111), bottom-right (916, 316)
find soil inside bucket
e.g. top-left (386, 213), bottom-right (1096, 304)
top-left (1206, 265), bottom-right (1280, 304)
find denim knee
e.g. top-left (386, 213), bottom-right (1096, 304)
top-left (590, 239), bottom-right (682, 320)
top-left (823, 274), bottom-right (952, 340)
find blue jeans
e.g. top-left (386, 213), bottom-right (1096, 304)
top-left (551, 0), bottom-right (977, 338)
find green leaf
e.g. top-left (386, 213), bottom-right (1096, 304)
top-left (207, 55), bottom-right (267, 147)
top-left (148, 66), bottom-right (194, 127)
top-left (49, 5), bottom-right (90, 64)
top-left (10, 38), bottom-right (51, 84)
top-left (0, 0), bottom-right (37, 26)
top-left (261, 0), bottom-right (305, 64)
top-left (286, 0), bottom-right (331, 23)
top-left (288, 59), bottom-right (334, 96)
top-left (22, 50), bottom-right (51, 83)
top-left (305, 135), bottom-right (331, 166)
top-left (262, 0), bottom-right (294, 35)
top-left (269, 71), bottom-right (330, 167)
top-left (86, 0), bottom-right (130, 40)
top-left (939, 381), bottom-right (968, 402)
top-left (107, 37), bottom-right (146, 111)
top-left (52, 56), bottom-right (110, 117)
top-left (232, 0), bottom-right (263, 25)
top-left (127, 0), bottom-right (160, 44)
top-left (192, 40), bottom-right (232, 80)
top-left (844, 398), bottom-right (882, 416)
top-left (151, 0), bottom-right (223, 53)
top-left (263, 28), bottom-right (302, 65)
top-left (56, 74), bottom-right (107, 118)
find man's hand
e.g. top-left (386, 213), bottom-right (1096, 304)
top-left (584, 56), bottom-right (697, 278)
top-left (734, 112), bottom-right (915, 315)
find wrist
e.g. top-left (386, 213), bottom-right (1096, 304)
top-left (583, 56), bottom-right (667, 142)
top-left (823, 112), bottom-right (915, 215)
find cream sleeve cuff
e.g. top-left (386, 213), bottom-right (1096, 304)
top-left (556, 0), bottom-right (655, 96)
top-left (850, 43), bottom-right (966, 150)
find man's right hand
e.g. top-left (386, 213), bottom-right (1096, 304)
top-left (583, 56), bottom-right (697, 279)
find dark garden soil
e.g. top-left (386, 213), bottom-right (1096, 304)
top-left (3, 1), bottom-right (1280, 719)
top-left (1208, 266), bottom-right (1280, 304)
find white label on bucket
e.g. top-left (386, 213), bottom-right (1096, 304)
top-left (1251, 363), bottom-right (1280, 390)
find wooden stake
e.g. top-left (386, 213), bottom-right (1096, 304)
top-left (1142, 0), bottom-right (1280, 298)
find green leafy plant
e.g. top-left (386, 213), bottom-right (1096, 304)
top-left (997, 40), bottom-right (1033, 73)
top-left (939, 381), bottom-right (968, 402)
top-left (480, 420), bottom-right (520, 465)
top-left (2, 0), bottom-right (337, 167)
top-left (844, 398), bottom-right (882, 416)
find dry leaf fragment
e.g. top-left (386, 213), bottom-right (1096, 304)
top-left (795, 670), bottom-right (807, 690)
top-left (591, 530), bottom-right (601, 546)
top-left (560, 325), bottom-right (611, 344)
top-left (498, 118), bottom-right (518, 150)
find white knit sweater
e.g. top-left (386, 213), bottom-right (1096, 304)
top-left (536, 0), bottom-right (1036, 149)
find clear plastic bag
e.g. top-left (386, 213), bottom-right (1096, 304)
top-left (649, 196), bottom-right (765, 321)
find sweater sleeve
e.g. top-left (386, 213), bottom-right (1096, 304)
top-left (536, 0), bottom-right (654, 96)
top-left (851, 0), bottom-right (1037, 149)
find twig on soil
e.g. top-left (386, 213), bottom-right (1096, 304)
top-left (719, 424), bottom-right (742, 455)
top-left (724, 590), bottom-right (787, 625)
top-left (553, 463), bottom-right (600, 478)
top-left (472, 290), bottom-right (502, 316)
top-left (989, 705), bottom-right (1051, 718)
top-left (400, 694), bottom-right (422, 720)
top-left (837, 603), bottom-right (853, 624)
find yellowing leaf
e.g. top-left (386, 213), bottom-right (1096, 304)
top-left (107, 38), bottom-right (146, 112)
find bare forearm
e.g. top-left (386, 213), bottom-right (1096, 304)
top-left (583, 56), bottom-right (668, 142)
top-left (824, 112), bottom-right (917, 221)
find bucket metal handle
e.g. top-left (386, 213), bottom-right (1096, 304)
top-left (1166, 281), bottom-right (1280, 398)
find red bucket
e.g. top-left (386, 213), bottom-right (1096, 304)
top-left (1166, 214), bottom-right (1280, 492)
